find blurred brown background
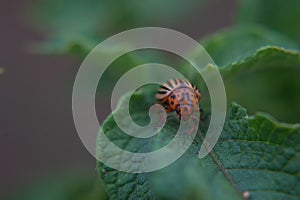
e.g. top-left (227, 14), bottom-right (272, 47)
top-left (0, 0), bottom-right (236, 198)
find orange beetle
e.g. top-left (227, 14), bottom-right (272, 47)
top-left (156, 78), bottom-right (203, 137)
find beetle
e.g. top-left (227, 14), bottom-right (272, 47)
top-left (156, 78), bottom-right (203, 137)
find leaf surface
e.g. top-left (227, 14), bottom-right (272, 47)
top-left (189, 28), bottom-right (300, 122)
top-left (97, 86), bottom-right (300, 200)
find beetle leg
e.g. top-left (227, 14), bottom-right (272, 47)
top-left (199, 107), bottom-right (205, 132)
top-left (187, 119), bottom-right (198, 145)
top-left (200, 107), bottom-right (204, 121)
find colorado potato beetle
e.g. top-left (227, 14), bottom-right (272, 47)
top-left (156, 78), bottom-right (203, 137)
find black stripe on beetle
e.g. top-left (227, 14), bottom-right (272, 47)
top-left (160, 85), bottom-right (170, 91)
top-left (158, 90), bottom-right (167, 94)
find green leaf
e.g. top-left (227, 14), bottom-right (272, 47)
top-left (186, 26), bottom-right (300, 122)
top-left (221, 47), bottom-right (300, 122)
top-left (97, 85), bottom-right (300, 200)
top-left (236, 0), bottom-right (300, 41)
top-left (201, 25), bottom-right (298, 67)
top-left (7, 172), bottom-right (108, 200)
top-left (188, 46), bottom-right (300, 123)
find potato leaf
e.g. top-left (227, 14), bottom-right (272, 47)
top-left (97, 87), bottom-right (300, 200)
top-left (184, 26), bottom-right (300, 122)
